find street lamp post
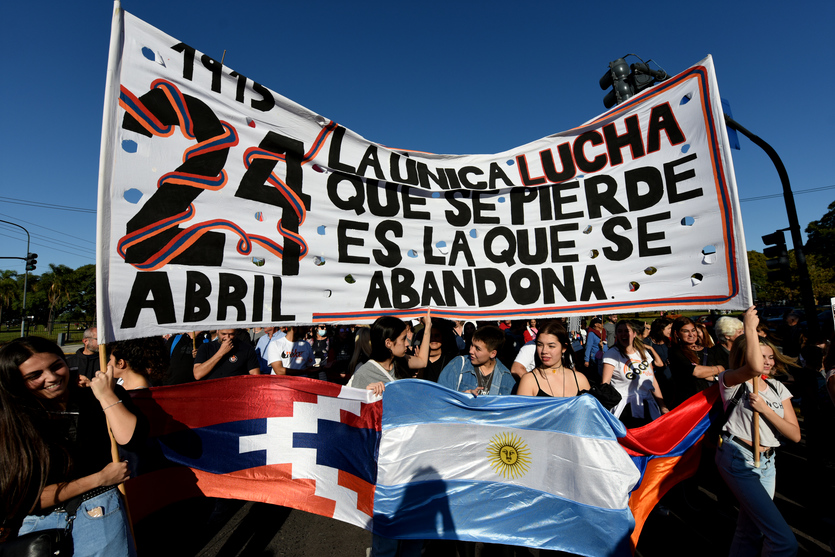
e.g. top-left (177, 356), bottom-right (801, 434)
top-left (0, 220), bottom-right (31, 337)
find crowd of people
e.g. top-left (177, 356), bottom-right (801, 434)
top-left (1, 307), bottom-right (833, 556)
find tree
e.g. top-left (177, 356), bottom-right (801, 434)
top-left (35, 264), bottom-right (74, 333)
top-left (0, 270), bottom-right (18, 326)
top-left (805, 200), bottom-right (835, 270)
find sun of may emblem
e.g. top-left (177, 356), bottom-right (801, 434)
top-left (487, 432), bottom-right (531, 480)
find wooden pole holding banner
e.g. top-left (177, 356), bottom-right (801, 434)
top-left (752, 379), bottom-right (760, 468)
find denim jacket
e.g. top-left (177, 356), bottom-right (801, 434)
top-left (437, 356), bottom-right (515, 395)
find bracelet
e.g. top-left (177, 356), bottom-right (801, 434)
top-left (103, 400), bottom-right (123, 411)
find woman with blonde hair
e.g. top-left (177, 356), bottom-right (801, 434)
top-left (716, 307), bottom-right (800, 555)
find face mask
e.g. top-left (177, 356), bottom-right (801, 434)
top-left (317, 329), bottom-right (327, 336)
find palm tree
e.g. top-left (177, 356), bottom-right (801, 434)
top-left (0, 270), bottom-right (18, 328)
top-left (36, 264), bottom-right (73, 333)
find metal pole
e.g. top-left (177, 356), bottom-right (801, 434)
top-left (723, 116), bottom-right (819, 337)
top-left (0, 220), bottom-right (30, 337)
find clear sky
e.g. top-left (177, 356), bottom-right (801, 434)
top-left (1, 0), bottom-right (833, 275)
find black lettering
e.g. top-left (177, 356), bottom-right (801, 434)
top-left (448, 230), bottom-right (476, 267)
top-left (230, 71), bottom-right (247, 103)
top-left (401, 187), bottom-right (431, 220)
top-left (472, 192), bottom-right (500, 224)
top-left (580, 265), bottom-right (606, 302)
top-left (664, 154), bottom-right (702, 203)
top-left (417, 162), bottom-right (450, 190)
top-left (120, 272), bottom-right (176, 329)
top-left (327, 126), bottom-right (357, 174)
top-left (488, 162), bottom-right (515, 189)
top-left (517, 228), bottom-right (548, 265)
top-left (217, 273), bottom-right (247, 321)
top-left (171, 43), bottom-right (196, 81)
top-left (356, 146), bottom-right (386, 180)
top-left (250, 82), bottom-right (276, 112)
top-left (625, 166), bottom-right (664, 211)
top-left (475, 268), bottom-right (508, 307)
top-left (200, 54), bottom-right (223, 93)
top-left (509, 268), bottom-right (541, 305)
top-left (365, 271), bottom-right (392, 308)
top-left (638, 212), bottom-right (673, 257)
top-left (603, 115), bottom-right (645, 166)
top-left (443, 168), bottom-right (462, 189)
top-left (602, 216), bottom-right (633, 261)
top-left (510, 185), bottom-right (537, 225)
top-left (541, 143), bottom-right (576, 183)
top-left (392, 268), bottom-right (420, 308)
top-left (516, 154), bottom-right (547, 186)
top-left (550, 224), bottom-right (580, 263)
top-left (585, 175), bottom-right (627, 218)
top-left (647, 102), bottom-right (686, 153)
top-left (366, 180), bottom-right (399, 217)
top-left (390, 153), bottom-right (419, 185)
top-left (458, 166), bottom-right (487, 190)
top-left (443, 270), bottom-right (475, 306)
top-left (542, 267), bottom-right (577, 303)
top-left (484, 227), bottom-right (516, 267)
top-left (184, 271), bottom-right (212, 322)
top-left (423, 227), bottom-right (446, 265)
top-left (373, 220), bottom-right (403, 268)
top-left (337, 220), bottom-right (370, 264)
top-left (444, 190), bottom-right (472, 226)
top-left (421, 272), bottom-right (446, 306)
top-left (552, 181), bottom-right (584, 220)
top-left (327, 172), bottom-right (365, 215)
top-left (252, 275), bottom-right (264, 322)
top-left (573, 131), bottom-right (607, 173)
top-left (271, 276), bottom-right (295, 321)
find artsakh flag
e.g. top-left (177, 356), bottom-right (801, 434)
top-left (125, 375), bottom-right (381, 527)
top-left (618, 384), bottom-right (722, 552)
top-left (125, 377), bottom-right (719, 554)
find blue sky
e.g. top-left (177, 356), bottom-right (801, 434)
top-left (1, 0), bottom-right (832, 275)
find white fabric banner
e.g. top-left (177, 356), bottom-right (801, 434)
top-left (98, 7), bottom-right (750, 341)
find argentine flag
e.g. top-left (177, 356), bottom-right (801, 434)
top-left (374, 380), bottom-right (641, 556)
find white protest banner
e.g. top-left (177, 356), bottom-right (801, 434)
top-left (97, 5), bottom-right (751, 341)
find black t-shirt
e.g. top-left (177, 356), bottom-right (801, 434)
top-left (668, 346), bottom-right (706, 407)
top-left (194, 340), bottom-right (259, 379)
top-left (165, 334), bottom-right (196, 385)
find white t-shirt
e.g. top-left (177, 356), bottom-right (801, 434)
top-left (513, 341), bottom-right (537, 373)
top-left (265, 336), bottom-right (314, 373)
top-left (719, 371), bottom-right (792, 448)
top-left (603, 346), bottom-right (659, 420)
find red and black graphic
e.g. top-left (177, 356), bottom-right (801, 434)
top-left (118, 79), bottom-right (337, 276)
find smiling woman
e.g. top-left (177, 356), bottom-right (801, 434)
top-left (0, 337), bottom-right (146, 555)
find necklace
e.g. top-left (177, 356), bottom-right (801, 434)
top-left (538, 367), bottom-right (564, 397)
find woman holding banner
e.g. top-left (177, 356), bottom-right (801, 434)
top-left (0, 337), bottom-right (145, 556)
top-left (716, 307), bottom-right (800, 556)
top-left (347, 313), bottom-right (430, 557)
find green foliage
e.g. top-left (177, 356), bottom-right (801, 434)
top-left (805, 200), bottom-right (835, 270)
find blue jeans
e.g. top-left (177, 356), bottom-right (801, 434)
top-left (715, 437), bottom-right (797, 556)
top-left (19, 488), bottom-right (136, 557)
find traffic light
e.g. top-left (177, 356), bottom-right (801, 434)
top-left (25, 252), bottom-right (37, 272)
top-left (762, 231), bottom-right (790, 282)
top-left (600, 58), bottom-right (669, 108)
top-left (600, 58), bottom-right (632, 109)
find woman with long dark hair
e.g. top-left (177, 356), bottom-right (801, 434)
top-left (669, 316), bottom-right (725, 407)
top-left (347, 311), bottom-right (432, 396)
top-left (0, 337), bottom-right (144, 555)
top-left (602, 320), bottom-right (669, 427)
top-left (716, 307), bottom-right (800, 555)
top-left (518, 322), bottom-right (590, 397)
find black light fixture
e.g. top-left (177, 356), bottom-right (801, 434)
top-left (599, 56), bottom-right (668, 108)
